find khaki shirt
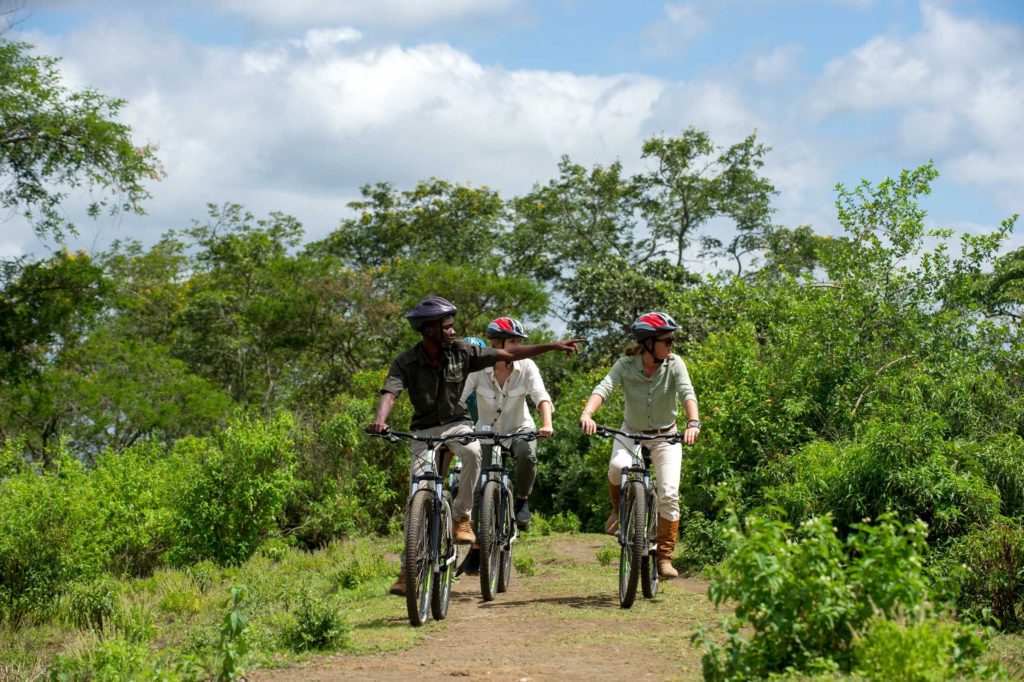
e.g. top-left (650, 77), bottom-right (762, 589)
top-left (591, 353), bottom-right (697, 431)
top-left (382, 339), bottom-right (501, 430)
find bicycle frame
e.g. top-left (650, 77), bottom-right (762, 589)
top-left (475, 431), bottom-right (538, 552)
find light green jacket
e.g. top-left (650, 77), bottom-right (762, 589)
top-left (591, 353), bottom-right (697, 431)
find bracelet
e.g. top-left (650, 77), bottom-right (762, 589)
top-left (581, 410), bottom-right (593, 418)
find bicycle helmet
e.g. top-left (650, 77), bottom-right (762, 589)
top-left (631, 312), bottom-right (680, 341)
top-left (406, 295), bottom-right (457, 331)
top-left (464, 336), bottom-right (487, 348)
top-left (486, 317), bottom-right (528, 340)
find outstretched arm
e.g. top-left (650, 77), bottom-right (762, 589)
top-left (495, 339), bottom-right (585, 362)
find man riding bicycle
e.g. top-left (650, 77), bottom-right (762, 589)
top-left (368, 296), bottom-right (582, 595)
top-left (578, 312), bottom-right (701, 580)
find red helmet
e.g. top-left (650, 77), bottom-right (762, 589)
top-left (486, 317), bottom-right (528, 339)
top-left (631, 312), bottom-right (680, 341)
top-left (406, 295), bottom-right (457, 331)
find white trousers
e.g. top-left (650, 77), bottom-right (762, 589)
top-left (411, 421), bottom-right (481, 521)
top-left (606, 427), bottom-right (682, 522)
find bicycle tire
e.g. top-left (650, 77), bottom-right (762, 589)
top-left (618, 481), bottom-right (645, 608)
top-left (431, 491), bottom-right (454, 620)
top-left (641, 487), bottom-right (659, 599)
top-left (404, 490), bottom-right (434, 626)
top-left (478, 481), bottom-right (502, 601)
top-left (497, 493), bottom-right (513, 593)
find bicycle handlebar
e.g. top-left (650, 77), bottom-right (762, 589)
top-left (368, 429), bottom-right (539, 446)
top-left (593, 425), bottom-right (683, 444)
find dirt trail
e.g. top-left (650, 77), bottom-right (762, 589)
top-left (252, 534), bottom-right (715, 681)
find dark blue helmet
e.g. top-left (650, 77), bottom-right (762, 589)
top-left (406, 295), bottom-right (457, 331)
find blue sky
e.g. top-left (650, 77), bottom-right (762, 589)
top-left (4, 0), bottom-right (1023, 264)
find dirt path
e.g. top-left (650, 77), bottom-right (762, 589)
top-left (251, 533), bottom-right (717, 681)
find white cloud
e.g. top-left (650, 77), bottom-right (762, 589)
top-left (810, 1), bottom-right (1024, 213)
top-left (753, 44), bottom-right (803, 85)
top-left (215, 0), bottom-right (521, 30)
top-left (641, 3), bottom-right (712, 57)
top-left (11, 22), bottom-right (669, 250)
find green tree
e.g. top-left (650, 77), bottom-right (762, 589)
top-left (640, 127), bottom-right (775, 273)
top-left (0, 40), bottom-right (161, 242)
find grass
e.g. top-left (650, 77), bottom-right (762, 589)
top-left (2, 532), bottom-right (1024, 680)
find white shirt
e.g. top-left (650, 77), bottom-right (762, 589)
top-left (461, 359), bottom-right (553, 432)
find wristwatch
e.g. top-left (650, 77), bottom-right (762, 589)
top-left (687, 419), bottom-right (702, 430)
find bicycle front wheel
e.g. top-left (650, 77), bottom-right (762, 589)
top-left (431, 491), bottom-right (454, 621)
top-left (478, 481), bottom-right (502, 601)
top-left (641, 487), bottom-right (659, 599)
top-left (618, 481), bottom-right (645, 608)
top-left (497, 495), bottom-right (513, 593)
top-left (404, 490), bottom-right (434, 626)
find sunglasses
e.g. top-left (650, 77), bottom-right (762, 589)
top-left (655, 337), bottom-right (674, 346)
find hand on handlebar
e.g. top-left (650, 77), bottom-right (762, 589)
top-left (579, 415), bottom-right (597, 435)
top-left (367, 421), bottom-right (389, 434)
top-left (538, 425), bottom-right (554, 439)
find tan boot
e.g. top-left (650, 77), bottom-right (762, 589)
top-left (657, 517), bottom-right (680, 579)
top-left (604, 484), bottom-right (621, 536)
top-left (454, 518), bottom-right (476, 545)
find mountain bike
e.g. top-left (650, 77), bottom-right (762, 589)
top-left (370, 429), bottom-right (469, 626)
top-left (474, 430), bottom-right (539, 601)
top-left (594, 426), bottom-right (683, 608)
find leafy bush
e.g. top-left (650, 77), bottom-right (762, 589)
top-left (281, 590), bottom-right (348, 653)
top-left (0, 453), bottom-right (106, 622)
top-left (944, 518), bottom-right (1024, 632)
top-left (852, 618), bottom-right (1000, 681)
top-left (46, 635), bottom-right (174, 682)
top-left (167, 413), bottom-right (297, 566)
top-left (332, 547), bottom-right (392, 590)
top-left (693, 511), bottom-right (993, 680)
top-left (677, 512), bottom-right (727, 572)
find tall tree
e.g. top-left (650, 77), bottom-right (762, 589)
top-left (0, 40), bottom-right (162, 242)
top-left (640, 128), bottom-right (776, 273)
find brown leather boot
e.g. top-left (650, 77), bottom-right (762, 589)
top-left (605, 484), bottom-right (621, 535)
top-left (657, 517), bottom-right (680, 579)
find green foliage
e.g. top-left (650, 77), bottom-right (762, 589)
top-left (944, 519), bottom-right (1024, 632)
top-left (0, 453), bottom-right (106, 622)
top-left (47, 635), bottom-right (172, 682)
top-left (168, 413), bottom-right (297, 566)
top-left (852, 618), bottom-right (1001, 681)
top-left (595, 542), bottom-right (616, 567)
top-left (0, 40), bottom-right (161, 242)
top-left (677, 512), bottom-right (727, 572)
top-left (215, 585), bottom-right (250, 682)
top-left (693, 512), bottom-right (989, 679)
top-left (281, 589), bottom-right (349, 653)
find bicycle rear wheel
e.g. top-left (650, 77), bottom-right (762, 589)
top-left (641, 487), bottom-right (659, 599)
top-left (618, 481), bottom-right (645, 608)
top-left (431, 491), bottom-right (454, 621)
top-left (404, 490), bottom-right (434, 626)
top-left (478, 481), bottom-right (502, 601)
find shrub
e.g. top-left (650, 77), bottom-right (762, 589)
top-left (167, 413), bottom-right (297, 566)
top-left (852, 618), bottom-right (1000, 681)
top-left (281, 590), bottom-right (348, 653)
top-left (693, 511), bottom-right (993, 680)
top-left (0, 453), bottom-right (106, 622)
top-left (677, 512), bottom-right (727, 572)
top-left (944, 518), bottom-right (1024, 632)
